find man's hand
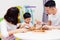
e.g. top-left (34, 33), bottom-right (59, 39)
top-left (42, 25), bottom-right (52, 30)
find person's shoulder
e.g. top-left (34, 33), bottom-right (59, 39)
top-left (56, 11), bottom-right (60, 18)
top-left (56, 10), bottom-right (60, 15)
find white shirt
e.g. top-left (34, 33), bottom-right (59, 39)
top-left (0, 19), bottom-right (17, 37)
top-left (21, 22), bottom-right (33, 28)
top-left (48, 11), bottom-right (60, 26)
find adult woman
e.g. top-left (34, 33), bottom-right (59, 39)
top-left (0, 7), bottom-right (28, 40)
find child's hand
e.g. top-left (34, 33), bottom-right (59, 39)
top-left (20, 24), bottom-right (26, 28)
top-left (34, 20), bottom-right (42, 25)
top-left (25, 24), bottom-right (31, 28)
top-left (21, 24), bottom-right (30, 29)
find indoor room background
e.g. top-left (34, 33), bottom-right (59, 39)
top-left (0, 0), bottom-right (60, 23)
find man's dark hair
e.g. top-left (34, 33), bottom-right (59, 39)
top-left (44, 1), bottom-right (56, 7)
top-left (4, 7), bottom-right (19, 25)
top-left (23, 12), bottom-right (31, 19)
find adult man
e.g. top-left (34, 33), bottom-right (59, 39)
top-left (44, 0), bottom-right (60, 26)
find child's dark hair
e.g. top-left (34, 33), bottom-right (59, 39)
top-left (44, 1), bottom-right (56, 7)
top-left (4, 7), bottom-right (19, 25)
top-left (23, 12), bottom-right (31, 19)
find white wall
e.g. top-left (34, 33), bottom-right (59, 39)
top-left (0, 0), bottom-right (44, 21)
top-left (54, 0), bottom-right (60, 14)
top-left (54, 0), bottom-right (60, 9)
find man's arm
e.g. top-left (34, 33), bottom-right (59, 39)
top-left (47, 20), bottom-right (52, 26)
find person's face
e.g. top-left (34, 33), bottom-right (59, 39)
top-left (45, 7), bottom-right (54, 15)
top-left (24, 18), bottom-right (31, 23)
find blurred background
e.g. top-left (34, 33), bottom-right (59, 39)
top-left (0, 0), bottom-right (60, 23)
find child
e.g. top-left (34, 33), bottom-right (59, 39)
top-left (21, 12), bottom-right (33, 29)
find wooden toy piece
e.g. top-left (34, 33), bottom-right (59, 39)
top-left (29, 26), bottom-right (36, 31)
top-left (34, 28), bottom-right (45, 32)
top-left (39, 28), bottom-right (45, 32)
top-left (34, 30), bottom-right (41, 32)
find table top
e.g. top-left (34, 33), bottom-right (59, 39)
top-left (14, 29), bottom-right (60, 40)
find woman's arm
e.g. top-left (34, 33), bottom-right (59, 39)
top-left (0, 29), bottom-right (21, 37)
top-left (8, 28), bottom-right (29, 36)
top-left (8, 29), bottom-right (23, 35)
top-left (0, 28), bottom-right (29, 37)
